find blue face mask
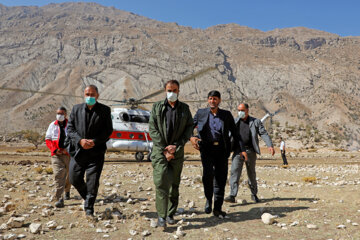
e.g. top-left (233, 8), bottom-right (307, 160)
top-left (85, 97), bottom-right (96, 106)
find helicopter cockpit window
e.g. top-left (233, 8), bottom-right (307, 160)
top-left (119, 112), bottom-right (130, 122)
top-left (119, 112), bottom-right (149, 123)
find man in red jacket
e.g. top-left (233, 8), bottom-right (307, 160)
top-left (45, 106), bottom-right (71, 208)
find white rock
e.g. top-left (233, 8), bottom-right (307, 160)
top-left (29, 223), bottom-right (42, 234)
top-left (188, 201), bottom-right (195, 208)
top-left (7, 217), bottom-right (25, 228)
top-left (42, 209), bottom-right (54, 217)
top-left (96, 228), bottom-right (103, 233)
top-left (176, 226), bottom-right (186, 237)
top-left (4, 203), bottom-right (15, 212)
top-left (17, 234), bottom-right (26, 239)
top-left (150, 219), bottom-right (157, 228)
top-left (307, 224), bottom-right (318, 229)
top-left (46, 220), bottom-right (57, 230)
top-left (103, 235), bottom-right (110, 238)
top-left (142, 230), bottom-right (151, 236)
top-left (3, 195), bottom-right (11, 200)
top-left (129, 230), bottom-right (137, 236)
top-left (261, 213), bottom-right (277, 225)
top-left (352, 222), bottom-right (359, 226)
top-left (290, 221), bottom-right (299, 226)
top-left (236, 199), bottom-right (247, 204)
top-left (337, 224), bottom-right (346, 229)
top-left (3, 234), bottom-right (17, 240)
top-left (56, 225), bottom-right (64, 230)
top-left (0, 223), bottom-right (8, 230)
top-left (69, 223), bottom-right (76, 228)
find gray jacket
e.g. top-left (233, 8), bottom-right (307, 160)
top-left (234, 115), bottom-right (273, 155)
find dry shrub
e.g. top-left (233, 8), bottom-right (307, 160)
top-left (34, 166), bottom-right (43, 174)
top-left (45, 167), bottom-right (53, 174)
top-left (302, 176), bottom-right (317, 183)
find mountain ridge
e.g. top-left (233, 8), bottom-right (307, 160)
top-left (1, 3), bottom-right (359, 149)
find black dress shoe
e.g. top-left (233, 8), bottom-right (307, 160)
top-left (224, 195), bottom-right (235, 203)
top-left (166, 216), bottom-right (176, 225)
top-left (85, 209), bottom-right (94, 216)
top-left (213, 210), bottom-right (226, 218)
top-left (64, 192), bottom-right (70, 200)
top-left (157, 217), bottom-right (166, 227)
top-left (251, 194), bottom-right (260, 203)
top-left (55, 199), bottom-right (64, 208)
top-left (204, 200), bottom-right (212, 214)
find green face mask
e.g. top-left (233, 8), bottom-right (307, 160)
top-left (85, 97), bottom-right (96, 106)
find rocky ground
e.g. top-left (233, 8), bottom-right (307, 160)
top-left (0, 144), bottom-right (359, 240)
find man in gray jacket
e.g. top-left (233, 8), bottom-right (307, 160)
top-left (225, 103), bottom-right (275, 203)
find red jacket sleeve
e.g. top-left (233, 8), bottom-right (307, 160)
top-left (45, 139), bottom-right (57, 155)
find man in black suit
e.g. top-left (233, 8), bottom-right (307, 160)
top-left (190, 90), bottom-right (247, 218)
top-left (67, 85), bottom-right (113, 218)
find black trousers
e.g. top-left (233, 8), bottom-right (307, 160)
top-left (281, 150), bottom-right (288, 165)
top-left (69, 155), bottom-right (104, 214)
top-left (200, 144), bottom-right (228, 211)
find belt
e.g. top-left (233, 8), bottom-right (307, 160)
top-left (201, 141), bottom-right (223, 146)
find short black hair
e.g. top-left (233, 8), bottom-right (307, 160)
top-left (85, 84), bottom-right (99, 93)
top-left (207, 90), bottom-right (221, 99)
top-left (164, 80), bottom-right (180, 89)
top-left (243, 103), bottom-right (249, 109)
top-left (57, 106), bottom-right (67, 113)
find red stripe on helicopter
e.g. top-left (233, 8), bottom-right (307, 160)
top-left (110, 131), bottom-right (152, 141)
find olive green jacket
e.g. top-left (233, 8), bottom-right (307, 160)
top-left (149, 100), bottom-right (193, 159)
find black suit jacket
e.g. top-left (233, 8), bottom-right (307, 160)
top-left (66, 102), bottom-right (113, 161)
top-left (193, 108), bottom-right (244, 158)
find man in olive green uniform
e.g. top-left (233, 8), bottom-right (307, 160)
top-left (149, 80), bottom-right (193, 228)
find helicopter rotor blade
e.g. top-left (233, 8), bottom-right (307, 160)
top-left (137, 66), bottom-right (217, 102)
top-left (257, 99), bottom-right (269, 113)
top-left (0, 86), bottom-right (84, 99)
top-left (0, 86), bottom-right (128, 103)
top-left (274, 108), bottom-right (285, 115)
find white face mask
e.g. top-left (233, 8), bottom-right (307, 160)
top-left (238, 111), bottom-right (246, 119)
top-left (56, 114), bottom-right (65, 122)
top-left (167, 92), bottom-right (178, 102)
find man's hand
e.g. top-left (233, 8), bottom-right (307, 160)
top-left (165, 145), bottom-right (176, 154)
top-left (80, 139), bottom-right (95, 150)
top-left (241, 151), bottom-right (248, 161)
top-left (163, 150), bottom-right (175, 162)
top-left (190, 137), bottom-right (200, 150)
top-left (56, 149), bottom-right (65, 155)
top-left (269, 147), bottom-right (275, 156)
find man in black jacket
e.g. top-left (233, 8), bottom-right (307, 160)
top-left (190, 90), bottom-right (247, 218)
top-left (225, 103), bottom-right (274, 204)
top-left (67, 85), bottom-right (113, 218)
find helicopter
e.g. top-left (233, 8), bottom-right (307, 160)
top-left (1, 65), bottom-right (282, 161)
top-left (0, 66), bottom-right (217, 161)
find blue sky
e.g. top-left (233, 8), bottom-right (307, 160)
top-left (1, 0), bottom-right (359, 36)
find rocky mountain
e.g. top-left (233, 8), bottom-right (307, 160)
top-left (1, 2), bottom-right (360, 149)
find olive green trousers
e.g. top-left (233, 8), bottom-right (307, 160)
top-left (152, 156), bottom-right (184, 218)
